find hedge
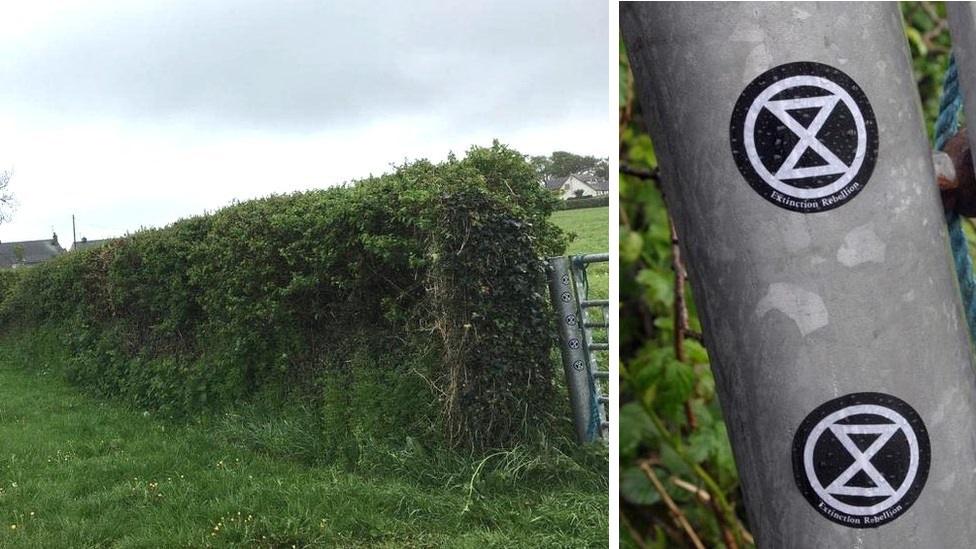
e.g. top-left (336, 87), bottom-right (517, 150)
top-left (555, 195), bottom-right (609, 210)
top-left (0, 142), bottom-right (567, 450)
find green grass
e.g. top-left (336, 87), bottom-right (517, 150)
top-left (0, 329), bottom-right (608, 548)
top-left (551, 206), bottom-right (609, 301)
top-left (552, 206), bottom-right (610, 257)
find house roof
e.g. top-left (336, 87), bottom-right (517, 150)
top-left (0, 237), bottom-right (65, 268)
top-left (72, 238), bottom-right (114, 252)
top-left (543, 173), bottom-right (608, 192)
top-left (579, 175), bottom-right (609, 192)
top-left (544, 175), bottom-right (570, 190)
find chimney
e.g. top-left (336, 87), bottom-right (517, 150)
top-left (52, 232), bottom-right (58, 244)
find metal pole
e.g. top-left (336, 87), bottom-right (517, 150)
top-left (572, 254), bottom-right (610, 438)
top-left (546, 256), bottom-right (595, 443)
top-left (623, 2), bottom-right (976, 546)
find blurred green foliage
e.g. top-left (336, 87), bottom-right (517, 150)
top-left (903, 1), bottom-right (953, 138)
top-left (619, 3), bottom-right (951, 546)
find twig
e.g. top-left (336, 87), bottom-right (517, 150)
top-left (670, 476), bottom-right (710, 503)
top-left (639, 461), bottom-right (706, 549)
top-left (619, 203), bottom-right (632, 228)
top-left (919, 2), bottom-right (949, 53)
top-left (670, 219), bottom-right (697, 431)
top-left (671, 475), bottom-right (739, 549)
top-left (648, 410), bottom-right (754, 548)
top-left (620, 512), bottom-right (649, 549)
top-left (620, 164), bottom-right (659, 181)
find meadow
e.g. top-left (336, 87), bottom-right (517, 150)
top-left (551, 206), bottom-right (610, 299)
top-left (0, 204), bottom-right (609, 548)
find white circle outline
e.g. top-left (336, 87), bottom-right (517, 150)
top-left (802, 404), bottom-right (919, 517)
top-left (743, 75), bottom-right (868, 200)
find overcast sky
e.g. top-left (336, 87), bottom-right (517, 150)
top-left (0, 0), bottom-right (608, 244)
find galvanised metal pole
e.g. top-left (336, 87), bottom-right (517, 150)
top-left (547, 256), bottom-right (596, 443)
top-left (623, 3), bottom-right (976, 546)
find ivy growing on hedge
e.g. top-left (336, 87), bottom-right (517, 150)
top-left (0, 142), bottom-right (567, 450)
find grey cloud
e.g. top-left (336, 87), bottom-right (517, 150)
top-left (0, 0), bottom-right (608, 134)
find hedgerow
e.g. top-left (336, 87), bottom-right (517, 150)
top-left (0, 142), bottom-right (566, 450)
top-left (555, 195), bottom-right (609, 210)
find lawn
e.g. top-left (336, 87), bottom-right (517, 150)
top-left (551, 206), bottom-right (609, 300)
top-left (0, 330), bottom-right (608, 548)
top-left (551, 206), bottom-right (610, 256)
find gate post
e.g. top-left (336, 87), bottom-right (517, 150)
top-left (546, 256), bottom-right (595, 443)
top-left (623, 3), bottom-right (976, 546)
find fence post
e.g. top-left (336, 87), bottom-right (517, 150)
top-left (623, 3), bottom-right (976, 546)
top-left (546, 256), bottom-right (595, 443)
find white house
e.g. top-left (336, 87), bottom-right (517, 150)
top-left (544, 174), bottom-right (609, 200)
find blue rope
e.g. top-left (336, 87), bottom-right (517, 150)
top-left (585, 364), bottom-right (602, 441)
top-left (937, 55), bottom-right (976, 340)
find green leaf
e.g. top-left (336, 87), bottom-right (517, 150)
top-left (684, 339), bottom-right (709, 364)
top-left (636, 268), bottom-right (673, 308)
top-left (620, 402), bottom-right (653, 459)
top-left (657, 359), bottom-right (694, 420)
top-left (685, 429), bottom-right (713, 464)
top-left (619, 38), bottom-right (633, 106)
top-left (905, 26), bottom-right (927, 57)
top-left (620, 466), bottom-right (661, 506)
top-left (620, 231), bottom-right (644, 264)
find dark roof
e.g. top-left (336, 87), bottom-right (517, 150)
top-left (580, 175), bottom-right (609, 192)
top-left (543, 174), bottom-right (608, 192)
top-left (0, 238), bottom-right (65, 268)
top-left (544, 176), bottom-right (570, 190)
top-left (72, 238), bottom-right (114, 252)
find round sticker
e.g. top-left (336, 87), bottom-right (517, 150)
top-left (792, 392), bottom-right (929, 528)
top-left (730, 62), bottom-right (878, 213)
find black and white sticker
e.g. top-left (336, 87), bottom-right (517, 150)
top-left (730, 62), bottom-right (878, 213)
top-left (792, 392), bottom-right (929, 528)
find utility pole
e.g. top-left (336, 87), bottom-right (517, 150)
top-left (72, 214), bottom-right (76, 247)
top-left (623, 3), bottom-right (976, 546)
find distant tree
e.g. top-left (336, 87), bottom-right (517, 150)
top-left (0, 171), bottom-right (14, 224)
top-left (531, 152), bottom-right (609, 182)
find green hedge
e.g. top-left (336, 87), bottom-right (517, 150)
top-left (556, 195), bottom-right (609, 210)
top-left (0, 142), bottom-right (566, 450)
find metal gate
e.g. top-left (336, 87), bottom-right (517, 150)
top-left (546, 253), bottom-right (609, 443)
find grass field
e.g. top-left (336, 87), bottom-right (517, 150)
top-left (551, 206), bottom-right (609, 300)
top-left (0, 329), bottom-right (607, 548)
top-left (0, 208), bottom-right (610, 548)
top-left (552, 206), bottom-right (609, 256)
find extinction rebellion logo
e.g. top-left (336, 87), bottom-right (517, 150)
top-left (730, 62), bottom-right (878, 213)
top-left (792, 392), bottom-right (930, 528)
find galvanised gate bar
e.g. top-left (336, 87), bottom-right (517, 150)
top-left (547, 253), bottom-right (609, 443)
